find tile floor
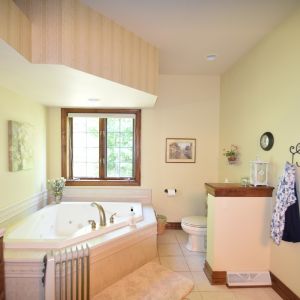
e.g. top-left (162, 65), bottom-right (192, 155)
top-left (156, 229), bottom-right (282, 300)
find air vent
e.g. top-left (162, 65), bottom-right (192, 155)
top-left (227, 271), bottom-right (271, 286)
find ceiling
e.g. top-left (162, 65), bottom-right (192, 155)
top-left (82, 0), bottom-right (300, 75)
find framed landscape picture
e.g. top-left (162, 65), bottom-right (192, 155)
top-left (166, 138), bottom-right (196, 163)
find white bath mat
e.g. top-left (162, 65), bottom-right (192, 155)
top-left (93, 261), bottom-right (193, 300)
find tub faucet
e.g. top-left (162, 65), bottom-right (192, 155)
top-left (91, 202), bottom-right (107, 226)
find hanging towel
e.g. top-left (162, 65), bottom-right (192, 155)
top-left (271, 162), bottom-right (297, 245)
top-left (282, 183), bottom-right (300, 243)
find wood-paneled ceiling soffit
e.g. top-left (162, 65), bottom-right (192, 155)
top-left (6, 0), bottom-right (159, 95)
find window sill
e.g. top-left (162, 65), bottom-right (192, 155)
top-left (66, 179), bottom-right (140, 186)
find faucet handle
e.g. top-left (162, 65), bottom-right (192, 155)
top-left (110, 213), bottom-right (117, 224)
top-left (88, 219), bottom-right (96, 229)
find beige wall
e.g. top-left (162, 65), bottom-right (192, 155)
top-left (47, 74), bottom-right (220, 221)
top-left (0, 85), bottom-right (47, 210)
top-left (219, 8), bottom-right (300, 296)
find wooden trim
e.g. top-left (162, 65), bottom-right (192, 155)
top-left (166, 222), bottom-right (182, 230)
top-left (100, 118), bottom-right (105, 178)
top-left (134, 110), bottom-right (141, 186)
top-left (61, 108), bottom-right (68, 179)
top-left (61, 108), bottom-right (141, 186)
top-left (271, 272), bottom-right (300, 300)
top-left (203, 260), bottom-right (227, 285)
top-left (205, 183), bottom-right (274, 197)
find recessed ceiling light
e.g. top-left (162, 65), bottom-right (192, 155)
top-left (206, 54), bottom-right (217, 61)
top-left (88, 98), bottom-right (101, 102)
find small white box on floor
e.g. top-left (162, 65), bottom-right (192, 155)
top-left (227, 271), bottom-right (271, 287)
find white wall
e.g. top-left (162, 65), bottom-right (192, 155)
top-left (47, 74), bottom-right (220, 221)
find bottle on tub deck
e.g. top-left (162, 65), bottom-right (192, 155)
top-left (129, 207), bottom-right (136, 228)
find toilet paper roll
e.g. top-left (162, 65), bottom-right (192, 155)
top-left (166, 189), bottom-right (176, 197)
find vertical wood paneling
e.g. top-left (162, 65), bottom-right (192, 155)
top-left (0, 0), bottom-right (31, 60)
top-left (12, 0), bottom-right (158, 94)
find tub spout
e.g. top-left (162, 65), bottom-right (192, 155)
top-left (91, 202), bottom-right (107, 226)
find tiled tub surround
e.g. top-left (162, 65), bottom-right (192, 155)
top-left (4, 205), bottom-right (157, 300)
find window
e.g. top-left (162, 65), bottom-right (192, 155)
top-left (61, 108), bottom-right (141, 186)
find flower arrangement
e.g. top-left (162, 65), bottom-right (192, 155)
top-left (223, 145), bottom-right (239, 163)
top-left (48, 177), bottom-right (66, 202)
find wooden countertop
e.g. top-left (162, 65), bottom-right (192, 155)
top-left (205, 183), bottom-right (274, 197)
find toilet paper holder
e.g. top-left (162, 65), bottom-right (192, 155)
top-left (164, 189), bottom-right (177, 193)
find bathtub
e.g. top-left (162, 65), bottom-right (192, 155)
top-left (5, 201), bottom-right (143, 250)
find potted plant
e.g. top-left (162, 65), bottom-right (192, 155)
top-left (223, 144), bottom-right (239, 164)
top-left (48, 177), bottom-right (66, 204)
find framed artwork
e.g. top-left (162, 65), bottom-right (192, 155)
top-left (166, 138), bottom-right (196, 163)
top-left (8, 120), bottom-right (34, 172)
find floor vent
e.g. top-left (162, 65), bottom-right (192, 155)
top-left (227, 271), bottom-right (272, 287)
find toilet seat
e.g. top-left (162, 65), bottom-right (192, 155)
top-left (181, 216), bottom-right (206, 228)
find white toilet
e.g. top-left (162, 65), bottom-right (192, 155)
top-left (181, 216), bottom-right (207, 252)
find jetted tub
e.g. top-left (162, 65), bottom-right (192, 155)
top-left (5, 201), bottom-right (143, 249)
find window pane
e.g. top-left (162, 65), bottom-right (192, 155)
top-left (87, 163), bottom-right (99, 177)
top-left (120, 163), bottom-right (133, 177)
top-left (107, 118), bottom-right (119, 132)
top-left (73, 118), bottom-right (87, 133)
top-left (107, 161), bottom-right (119, 177)
top-left (86, 148), bottom-right (99, 163)
top-left (107, 148), bottom-right (120, 163)
top-left (120, 148), bottom-right (132, 162)
top-left (120, 119), bottom-right (133, 133)
top-left (73, 133), bottom-right (86, 148)
top-left (73, 163), bottom-right (86, 177)
top-left (106, 117), bottom-right (134, 178)
top-left (86, 118), bottom-right (98, 133)
top-left (107, 132), bottom-right (120, 147)
top-left (120, 132), bottom-right (133, 147)
top-left (73, 147), bottom-right (86, 162)
top-left (72, 117), bottom-right (99, 178)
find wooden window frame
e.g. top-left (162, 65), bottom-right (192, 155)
top-left (61, 108), bottom-right (141, 186)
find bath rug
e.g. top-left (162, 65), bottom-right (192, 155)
top-left (93, 261), bottom-right (193, 300)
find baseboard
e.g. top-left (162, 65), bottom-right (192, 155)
top-left (271, 272), bottom-right (300, 300)
top-left (203, 260), bottom-right (226, 285)
top-left (166, 222), bottom-right (182, 229)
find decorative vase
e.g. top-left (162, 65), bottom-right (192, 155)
top-left (54, 194), bottom-right (62, 204)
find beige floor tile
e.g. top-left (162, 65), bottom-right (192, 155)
top-left (158, 243), bottom-right (183, 256)
top-left (200, 291), bottom-right (237, 300)
top-left (180, 243), bottom-right (206, 257)
top-left (157, 230), bottom-right (178, 244)
top-left (262, 288), bottom-right (283, 299)
top-left (232, 287), bottom-right (282, 300)
top-left (176, 272), bottom-right (198, 291)
top-left (192, 271), bottom-right (228, 292)
top-left (186, 256), bottom-right (205, 271)
top-left (160, 256), bottom-right (190, 271)
top-left (175, 230), bottom-right (188, 243)
top-left (184, 291), bottom-right (204, 300)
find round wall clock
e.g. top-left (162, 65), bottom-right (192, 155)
top-left (260, 132), bottom-right (274, 151)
